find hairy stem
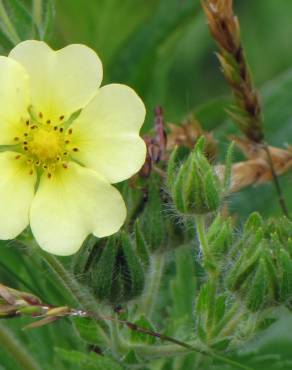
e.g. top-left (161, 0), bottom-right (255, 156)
top-left (195, 214), bottom-right (217, 275)
top-left (138, 252), bottom-right (165, 318)
top-left (0, 323), bottom-right (41, 370)
top-left (36, 248), bottom-right (110, 346)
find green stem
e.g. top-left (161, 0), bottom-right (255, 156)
top-left (138, 252), bottom-right (165, 318)
top-left (0, 323), bottom-right (41, 370)
top-left (195, 214), bottom-right (217, 274)
top-left (36, 248), bottom-right (110, 346)
top-left (0, 0), bottom-right (20, 44)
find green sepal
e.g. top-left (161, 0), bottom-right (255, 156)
top-left (172, 156), bottom-right (190, 214)
top-left (194, 135), bottom-right (206, 153)
top-left (71, 235), bottom-right (98, 280)
top-left (119, 232), bottom-right (145, 301)
top-left (90, 238), bottom-right (117, 301)
top-left (246, 257), bottom-right (268, 311)
top-left (279, 248), bottom-right (292, 303)
top-left (262, 248), bottom-right (280, 301)
top-left (134, 220), bottom-right (150, 270)
top-left (243, 212), bottom-right (264, 234)
top-left (141, 181), bottom-right (166, 251)
top-left (167, 145), bottom-right (190, 190)
top-left (208, 216), bottom-right (233, 258)
top-left (227, 244), bottom-right (262, 292)
top-left (196, 281), bottom-right (216, 338)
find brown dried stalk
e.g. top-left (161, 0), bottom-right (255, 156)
top-left (217, 138), bottom-right (292, 193)
top-left (201, 0), bottom-right (263, 142)
top-left (201, 0), bottom-right (289, 216)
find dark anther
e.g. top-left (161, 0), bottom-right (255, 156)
top-left (59, 115), bottom-right (65, 121)
top-left (39, 112), bottom-right (43, 119)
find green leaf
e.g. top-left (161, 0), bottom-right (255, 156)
top-left (55, 348), bottom-right (123, 370)
top-left (74, 317), bottom-right (106, 347)
top-left (38, 0), bottom-right (55, 40)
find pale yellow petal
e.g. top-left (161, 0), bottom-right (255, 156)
top-left (0, 56), bottom-right (30, 145)
top-left (0, 152), bottom-right (36, 239)
top-left (30, 162), bottom-right (126, 256)
top-left (70, 84), bottom-right (146, 183)
top-left (9, 40), bottom-right (103, 123)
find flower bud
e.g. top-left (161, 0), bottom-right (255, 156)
top-left (226, 215), bottom-right (292, 311)
top-left (90, 232), bottom-right (145, 305)
top-left (168, 137), bottom-right (222, 215)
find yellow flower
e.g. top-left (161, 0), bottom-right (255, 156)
top-left (0, 40), bottom-right (146, 256)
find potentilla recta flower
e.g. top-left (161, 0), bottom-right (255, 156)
top-left (0, 40), bottom-right (146, 256)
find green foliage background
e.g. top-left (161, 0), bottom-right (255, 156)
top-left (1, 0), bottom-right (292, 369)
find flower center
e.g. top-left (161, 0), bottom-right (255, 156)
top-left (30, 129), bottom-right (61, 161)
top-left (13, 111), bottom-right (79, 178)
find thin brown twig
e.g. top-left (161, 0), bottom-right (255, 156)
top-left (262, 143), bottom-right (289, 217)
top-left (0, 283), bottom-right (253, 370)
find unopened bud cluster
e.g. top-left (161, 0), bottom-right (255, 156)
top-left (227, 213), bottom-right (292, 311)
